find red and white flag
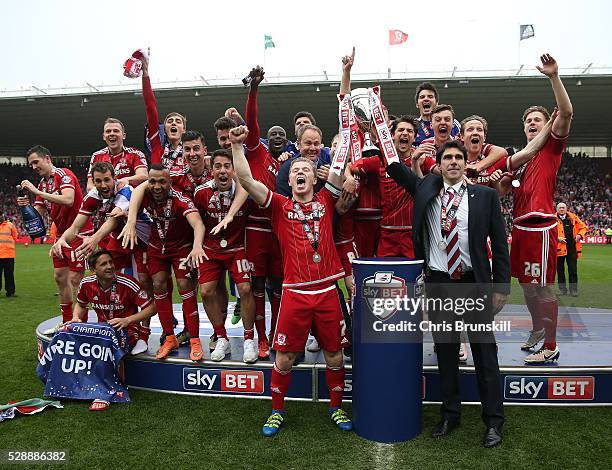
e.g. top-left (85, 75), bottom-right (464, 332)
top-left (123, 48), bottom-right (149, 79)
top-left (388, 30), bottom-right (408, 46)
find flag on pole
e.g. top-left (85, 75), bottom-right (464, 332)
top-left (264, 34), bottom-right (275, 49)
top-left (520, 24), bottom-right (535, 41)
top-left (388, 30), bottom-right (409, 46)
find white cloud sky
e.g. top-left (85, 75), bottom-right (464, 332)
top-left (2, 0), bottom-right (610, 90)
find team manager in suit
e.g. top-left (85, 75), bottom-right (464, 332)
top-left (387, 140), bottom-right (510, 448)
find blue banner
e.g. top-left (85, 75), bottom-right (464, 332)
top-left (36, 323), bottom-right (130, 403)
top-left (352, 258), bottom-right (424, 443)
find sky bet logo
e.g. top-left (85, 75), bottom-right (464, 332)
top-left (504, 376), bottom-right (594, 400)
top-left (183, 368), bottom-right (264, 394)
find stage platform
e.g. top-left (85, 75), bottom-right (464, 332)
top-left (36, 303), bottom-right (612, 406)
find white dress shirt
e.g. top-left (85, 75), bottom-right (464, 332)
top-left (425, 181), bottom-right (472, 273)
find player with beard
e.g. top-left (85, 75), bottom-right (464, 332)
top-left (494, 54), bottom-right (573, 364)
top-left (140, 54), bottom-right (187, 169)
top-left (18, 145), bottom-right (92, 324)
top-left (86, 118), bottom-right (148, 192)
top-left (119, 165), bottom-right (206, 361)
top-left (194, 150), bottom-right (257, 363)
top-left (413, 82), bottom-right (461, 145)
top-left (230, 125), bottom-right (352, 436)
top-left (55, 162), bottom-right (137, 271)
top-left (349, 116), bottom-right (436, 258)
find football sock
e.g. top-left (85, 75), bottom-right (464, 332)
top-left (271, 364), bottom-right (291, 411)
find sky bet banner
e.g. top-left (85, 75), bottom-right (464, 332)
top-left (36, 323), bottom-right (130, 403)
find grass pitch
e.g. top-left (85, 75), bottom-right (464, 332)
top-left (0, 245), bottom-right (611, 469)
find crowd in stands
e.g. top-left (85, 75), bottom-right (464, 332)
top-left (1, 152), bottom-right (610, 238)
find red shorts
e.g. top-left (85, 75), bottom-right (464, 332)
top-left (335, 240), bottom-right (358, 277)
top-left (52, 236), bottom-right (86, 272)
top-left (146, 244), bottom-right (192, 280)
top-left (198, 248), bottom-right (251, 285)
top-left (511, 221), bottom-right (558, 286)
top-left (133, 243), bottom-right (148, 275)
top-left (354, 218), bottom-right (380, 258)
top-left (245, 228), bottom-right (283, 278)
top-left (273, 283), bottom-right (344, 353)
top-left (377, 228), bottom-right (414, 258)
top-left (106, 236), bottom-right (132, 270)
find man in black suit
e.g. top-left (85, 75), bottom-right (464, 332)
top-left (386, 140), bottom-right (510, 448)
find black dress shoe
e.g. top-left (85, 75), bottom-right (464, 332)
top-left (483, 427), bottom-right (502, 448)
top-left (431, 419), bottom-right (460, 438)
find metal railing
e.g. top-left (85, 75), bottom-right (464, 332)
top-left (2, 66), bottom-right (611, 99)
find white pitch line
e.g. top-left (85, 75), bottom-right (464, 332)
top-left (372, 442), bottom-right (395, 470)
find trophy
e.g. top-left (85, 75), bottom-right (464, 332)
top-left (350, 88), bottom-right (380, 156)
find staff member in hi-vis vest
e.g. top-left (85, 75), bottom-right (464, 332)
top-left (0, 215), bottom-right (18, 297)
top-left (556, 202), bottom-right (586, 296)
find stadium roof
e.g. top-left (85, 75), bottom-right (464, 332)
top-left (1, 68), bottom-right (611, 157)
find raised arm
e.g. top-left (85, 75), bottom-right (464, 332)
top-left (230, 126), bottom-right (269, 206)
top-left (141, 56), bottom-right (164, 165)
top-left (245, 66), bottom-right (264, 151)
top-left (536, 54), bottom-right (572, 137)
top-left (340, 47), bottom-right (355, 95)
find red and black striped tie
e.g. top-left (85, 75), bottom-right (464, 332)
top-left (444, 188), bottom-right (463, 279)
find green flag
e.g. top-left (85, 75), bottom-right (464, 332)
top-left (264, 34), bottom-right (275, 50)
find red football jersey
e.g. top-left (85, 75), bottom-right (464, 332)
top-left (76, 273), bottom-right (151, 322)
top-left (34, 167), bottom-right (91, 236)
top-left (88, 147), bottom-right (147, 181)
top-left (334, 209), bottom-right (355, 243)
top-left (142, 189), bottom-right (198, 252)
top-left (509, 132), bottom-right (567, 223)
top-left (143, 76), bottom-right (187, 170)
top-left (354, 154), bottom-right (435, 230)
top-left (170, 166), bottom-right (212, 198)
top-left (194, 180), bottom-right (253, 252)
top-left (354, 170), bottom-right (381, 220)
top-left (264, 185), bottom-right (344, 288)
top-left (467, 154), bottom-right (509, 187)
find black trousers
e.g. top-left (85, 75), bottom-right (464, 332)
top-left (557, 253), bottom-right (578, 293)
top-left (0, 258), bottom-right (15, 295)
top-left (426, 270), bottom-right (504, 429)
